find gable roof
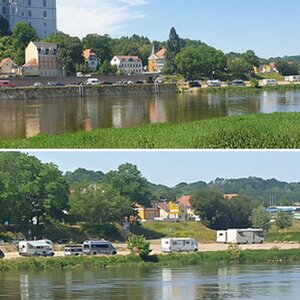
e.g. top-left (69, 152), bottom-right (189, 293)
top-left (115, 56), bottom-right (142, 62)
top-left (0, 58), bottom-right (17, 68)
top-left (22, 58), bottom-right (38, 67)
top-left (83, 49), bottom-right (99, 60)
top-left (156, 48), bottom-right (167, 59)
top-left (178, 195), bottom-right (192, 208)
top-left (156, 202), bottom-right (170, 213)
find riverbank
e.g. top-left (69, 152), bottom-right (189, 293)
top-left (1, 248), bottom-right (300, 272)
top-left (1, 112), bottom-right (300, 149)
top-left (0, 83), bottom-right (176, 100)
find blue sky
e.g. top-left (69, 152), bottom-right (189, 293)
top-left (57, 0), bottom-right (300, 58)
top-left (25, 151), bottom-right (300, 187)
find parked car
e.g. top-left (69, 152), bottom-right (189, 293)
top-left (0, 79), bottom-right (15, 87)
top-left (189, 80), bottom-right (202, 88)
top-left (207, 80), bottom-right (221, 87)
top-left (232, 79), bottom-right (245, 86)
top-left (0, 249), bottom-right (4, 259)
top-left (47, 82), bottom-right (65, 86)
top-left (64, 246), bottom-right (83, 256)
top-left (85, 78), bottom-right (100, 85)
top-left (33, 82), bottom-right (43, 87)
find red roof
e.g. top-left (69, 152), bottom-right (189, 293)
top-left (156, 48), bottom-right (166, 59)
top-left (156, 202), bottom-right (170, 213)
top-left (83, 49), bottom-right (98, 60)
top-left (178, 195), bottom-right (192, 208)
top-left (115, 56), bottom-right (142, 62)
top-left (22, 58), bottom-right (38, 67)
top-left (0, 58), bottom-right (16, 68)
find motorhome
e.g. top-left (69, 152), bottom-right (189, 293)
top-left (285, 75), bottom-right (300, 82)
top-left (161, 238), bottom-right (198, 253)
top-left (64, 246), bottom-right (83, 256)
top-left (207, 80), bottom-right (221, 87)
top-left (216, 228), bottom-right (264, 244)
top-left (85, 78), bottom-right (100, 85)
top-left (19, 240), bottom-right (55, 257)
top-left (262, 79), bottom-right (278, 86)
top-left (82, 240), bottom-right (117, 255)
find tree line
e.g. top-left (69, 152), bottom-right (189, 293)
top-left (1, 18), bottom-right (299, 78)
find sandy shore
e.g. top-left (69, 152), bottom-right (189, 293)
top-left (2, 241), bottom-right (300, 260)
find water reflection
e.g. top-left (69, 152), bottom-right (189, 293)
top-left (0, 264), bottom-right (299, 299)
top-left (1, 90), bottom-right (300, 139)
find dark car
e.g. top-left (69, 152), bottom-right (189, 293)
top-left (189, 80), bottom-right (202, 88)
top-left (47, 81), bottom-right (66, 87)
top-left (232, 80), bottom-right (245, 86)
top-left (0, 249), bottom-right (4, 259)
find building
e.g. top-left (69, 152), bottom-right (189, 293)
top-left (178, 195), bottom-right (200, 221)
top-left (148, 46), bottom-right (167, 73)
top-left (23, 41), bottom-right (64, 77)
top-left (223, 194), bottom-right (239, 200)
top-left (83, 49), bottom-right (101, 71)
top-left (0, 57), bottom-right (18, 75)
top-left (0, 0), bottom-right (57, 38)
top-left (136, 204), bottom-right (160, 221)
top-left (110, 56), bottom-right (143, 74)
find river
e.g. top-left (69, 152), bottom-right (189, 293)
top-left (0, 264), bottom-right (299, 299)
top-left (1, 89), bottom-right (300, 139)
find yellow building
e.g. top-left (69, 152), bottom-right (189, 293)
top-left (148, 45), bottom-right (167, 73)
top-left (136, 204), bottom-right (160, 221)
top-left (0, 58), bottom-right (18, 75)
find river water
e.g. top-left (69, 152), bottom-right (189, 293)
top-left (0, 264), bottom-right (299, 299)
top-left (1, 90), bottom-right (300, 139)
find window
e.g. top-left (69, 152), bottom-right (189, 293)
top-left (43, 0), bottom-right (47, 6)
top-left (28, 0), bottom-right (31, 6)
top-left (43, 11), bottom-right (47, 18)
top-left (2, 6), bottom-right (6, 14)
top-left (28, 10), bottom-right (31, 17)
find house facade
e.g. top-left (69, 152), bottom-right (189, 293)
top-left (136, 204), bottom-right (160, 221)
top-left (0, 0), bottom-right (57, 38)
top-left (23, 41), bottom-right (64, 77)
top-left (110, 56), bottom-right (143, 74)
top-left (83, 49), bottom-right (101, 71)
top-left (0, 57), bottom-right (18, 75)
top-left (148, 46), bottom-right (166, 73)
top-left (178, 195), bottom-right (200, 221)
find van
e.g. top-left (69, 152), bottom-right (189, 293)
top-left (82, 240), bottom-right (117, 255)
top-left (64, 246), bottom-right (83, 256)
top-left (85, 78), bottom-right (100, 85)
top-left (262, 79), bottom-right (278, 86)
top-left (19, 240), bottom-right (55, 257)
top-left (161, 238), bottom-right (198, 253)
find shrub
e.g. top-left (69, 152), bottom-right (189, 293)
top-left (127, 234), bottom-right (151, 259)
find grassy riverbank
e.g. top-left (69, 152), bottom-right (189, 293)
top-left (1, 248), bottom-right (300, 272)
top-left (2, 112), bottom-right (300, 149)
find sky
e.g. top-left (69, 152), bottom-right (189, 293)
top-left (56, 0), bottom-right (300, 58)
top-left (24, 151), bottom-right (300, 187)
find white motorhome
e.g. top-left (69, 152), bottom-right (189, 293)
top-left (85, 78), bottom-right (100, 85)
top-left (285, 75), bottom-right (300, 82)
top-left (216, 228), bottom-right (264, 244)
top-left (82, 240), bottom-right (117, 255)
top-left (19, 240), bottom-right (55, 257)
top-left (262, 79), bottom-right (278, 86)
top-left (207, 80), bottom-right (221, 87)
top-left (161, 238), bottom-right (198, 253)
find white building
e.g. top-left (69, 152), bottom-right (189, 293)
top-left (83, 49), bottom-right (101, 71)
top-left (110, 56), bottom-right (143, 74)
top-left (0, 0), bottom-right (57, 38)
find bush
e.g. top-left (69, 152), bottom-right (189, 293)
top-left (127, 234), bottom-right (151, 259)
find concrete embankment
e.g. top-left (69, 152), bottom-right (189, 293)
top-left (0, 84), bottom-right (177, 100)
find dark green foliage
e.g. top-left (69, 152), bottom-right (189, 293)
top-left (275, 61), bottom-right (299, 76)
top-left (99, 60), bottom-right (118, 75)
top-left (65, 168), bottom-right (104, 189)
top-left (127, 234), bottom-right (151, 258)
top-left (165, 27), bottom-right (182, 74)
top-left (251, 206), bottom-right (271, 231)
top-left (0, 16), bottom-right (9, 37)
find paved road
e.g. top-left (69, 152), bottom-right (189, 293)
top-left (2, 242), bottom-right (300, 260)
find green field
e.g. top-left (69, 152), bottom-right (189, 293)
top-left (1, 112), bottom-right (300, 148)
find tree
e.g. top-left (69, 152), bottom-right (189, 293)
top-left (103, 163), bottom-right (152, 207)
top-left (175, 45), bottom-right (227, 79)
top-left (190, 189), bottom-right (230, 230)
top-left (275, 212), bottom-right (293, 230)
top-left (70, 183), bottom-right (132, 224)
top-left (165, 27), bottom-right (182, 74)
top-left (275, 61), bottom-right (299, 76)
top-left (99, 60), bottom-right (118, 75)
top-left (0, 16), bottom-right (9, 37)
top-left (251, 206), bottom-right (271, 231)
top-left (127, 234), bottom-right (151, 258)
top-left (227, 57), bottom-right (252, 79)
top-left (0, 152), bottom-right (69, 227)
top-left (242, 50), bottom-right (260, 67)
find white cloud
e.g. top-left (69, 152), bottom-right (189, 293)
top-left (56, 0), bottom-right (150, 38)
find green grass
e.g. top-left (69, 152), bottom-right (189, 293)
top-left (132, 222), bottom-right (216, 242)
top-left (2, 112), bottom-right (300, 148)
top-left (2, 248), bottom-right (300, 272)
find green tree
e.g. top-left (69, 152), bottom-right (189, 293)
top-left (0, 152), bottom-right (69, 227)
top-left (0, 16), bottom-right (9, 37)
top-left (103, 163), bottom-right (152, 207)
top-left (227, 57), bottom-right (252, 79)
top-left (275, 61), bottom-right (299, 76)
top-left (175, 45), bottom-right (227, 79)
top-left (242, 50), bottom-right (260, 67)
top-left (70, 183), bottom-right (132, 224)
top-left (190, 189), bottom-right (230, 230)
top-left (251, 206), bottom-right (271, 231)
top-left (275, 212), bottom-right (293, 230)
top-left (99, 59), bottom-right (118, 75)
top-left (165, 27), bottom-right (182, 74)
top-left (65, 168), bottom-right (104, 189)
top-left (127, 234), bottom-right (151, 258)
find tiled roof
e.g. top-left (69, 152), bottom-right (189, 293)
top-left (83, 49), bottom-right (98, 60)
top-left (0, 57), bottom-right (16, 68)
top-left (156, 48), bottom-right (166, 59)
top-left (22, 58), bottom-right (38, 67)
top-left (223, 194), bottom-right (239, 200)
top-left (178, 195), bottom-right (192, 208)
top-left (156, 202), bottom-right (170, 213)
top-left (115, 56), bottom-right (142, 62)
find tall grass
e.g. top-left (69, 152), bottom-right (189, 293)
top-left (2, 112), bottom-right (300, 149)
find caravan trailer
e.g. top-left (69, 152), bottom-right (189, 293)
top-left (161, 238), bottom-right (198, 253)
top-left (19, 240), bottom-right (55, 257)
top-left (217, 228), bottom-right (264, 244)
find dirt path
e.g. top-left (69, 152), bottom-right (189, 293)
top-left (2, 242), bottom-right (300, 260)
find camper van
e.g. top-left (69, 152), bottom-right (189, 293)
top-left (161, 238), bottom-right (198, 253)
top-left (262, 79), bottom-right (278, 86)
top-left (82, 240), bottom-right (117, 255)
top-left (207, 80), bottom-right (221, 87)
top-left (216, 228), bottom-right (264, 244)
top-left (64, 245), bottom-right (84, 256)
top-left (19, 240), bottom-right (55, 257)
top-left (85, 78), bottom-right (100, 85)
